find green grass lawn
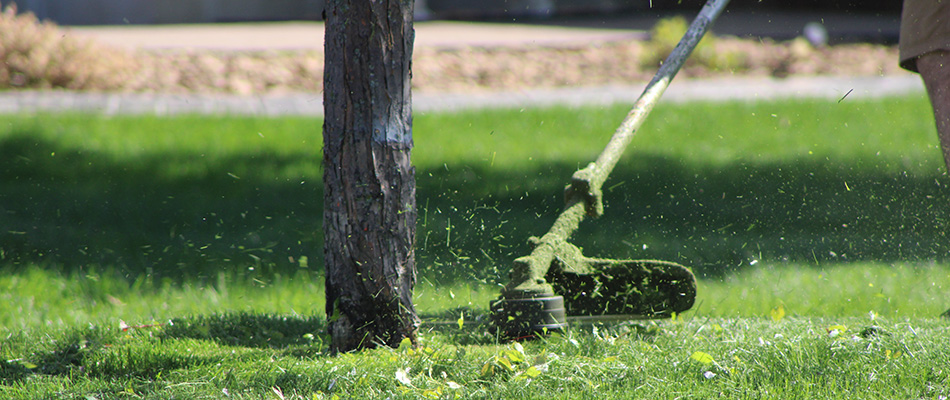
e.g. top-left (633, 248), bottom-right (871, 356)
top-left (2, 93), bottom-right (949, 399)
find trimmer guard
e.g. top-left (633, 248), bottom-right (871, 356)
top-left (548, 257), bottom-right (696, 317)
top-left (489, 239), bottom-right (695, 340)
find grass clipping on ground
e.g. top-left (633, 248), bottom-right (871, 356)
top-left (1, 6), bottom-right (905, 94)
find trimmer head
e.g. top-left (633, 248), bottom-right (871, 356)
top-left (489, 293), bottom-right (568, 340)
top-left (490, 240), bottom-right (696, 340)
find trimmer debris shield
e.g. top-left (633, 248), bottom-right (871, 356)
top-left (490, 243), bottom-right (696, 340)
top-left (548, 257), bottom-right (696, 317)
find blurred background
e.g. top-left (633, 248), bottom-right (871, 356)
top-left (0, 0), bottom-right (900, 26)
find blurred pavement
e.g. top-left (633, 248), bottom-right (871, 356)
top-left (0, 75), bottom-right (924, 116)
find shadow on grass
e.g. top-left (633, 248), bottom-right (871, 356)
top-left (3, 131), bottom-right (949, 285)
top-left (161, 311), bottom-right (503, 351)
top-left (162, 312), bottom-right (327, 352)
top-left (421, 156), bottom-right (950, 282)
top-left (1, 313), bottom-right (327, 385)
top-left (0, 130), bottom-right (321, 282)
top-left (0, 359), bottom-right (30, 385)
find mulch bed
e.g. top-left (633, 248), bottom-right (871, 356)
top-left (120, 37), bottom-right (904, 95)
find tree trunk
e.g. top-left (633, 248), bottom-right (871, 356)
top-left (322, 0), bottom-right (418, 352)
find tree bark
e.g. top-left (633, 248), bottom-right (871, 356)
top-left (322, 0), bottom-right (418, 352)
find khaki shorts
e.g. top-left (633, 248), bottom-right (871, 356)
top-left (900, 0), bottom-right (950, 72)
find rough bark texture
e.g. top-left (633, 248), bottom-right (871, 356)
top-left (323, 0), bottom-right (418, 352)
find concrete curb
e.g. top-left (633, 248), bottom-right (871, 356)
top-left (0, 75), bottom-right (925, 117)
top-left (414, 75), bottom-right (925, 114)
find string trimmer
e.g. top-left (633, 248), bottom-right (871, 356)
top-left (489, 0), bottom-right (730, 339)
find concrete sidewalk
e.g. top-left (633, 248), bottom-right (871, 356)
top-left (0, 75), bottom-right (925, 116)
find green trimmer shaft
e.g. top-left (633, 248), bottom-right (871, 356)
top-left (490, 0), bottom-right (731, 339)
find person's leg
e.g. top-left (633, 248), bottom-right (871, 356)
top-left (915, 51), bottom-right (950, 319)
top-left (916, 50), bottom-right (950, 173)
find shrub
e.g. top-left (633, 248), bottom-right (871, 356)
top-left (640, 16), bottom-right (746, 73)
top-left (0, 4), bottom-right (134, 90)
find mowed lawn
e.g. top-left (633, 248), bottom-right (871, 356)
top-left (1, 93), bottom-right (949, 399)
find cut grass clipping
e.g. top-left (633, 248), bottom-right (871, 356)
top-left (2, 94), bottom-right (949, 398)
